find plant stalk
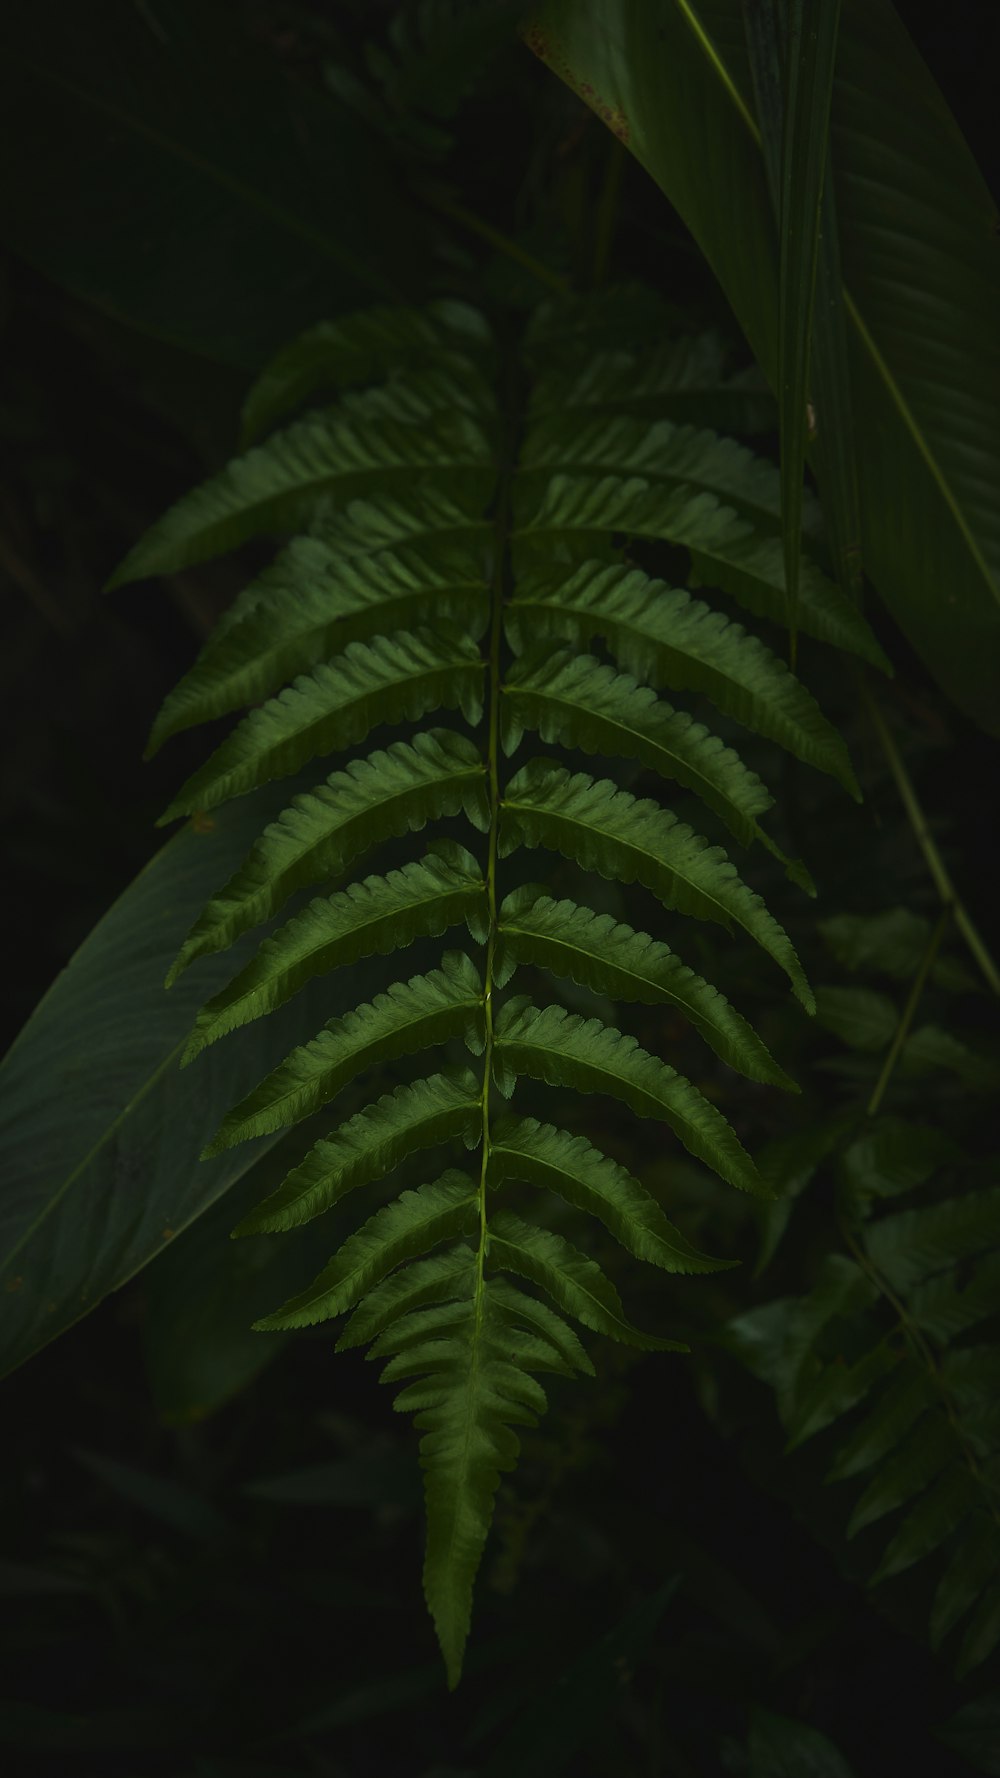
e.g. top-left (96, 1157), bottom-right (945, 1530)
top-left (860, 679), bottom-right (1000, 996)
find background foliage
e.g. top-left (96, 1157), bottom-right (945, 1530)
top-left (1, 1), bottom-right (999, 1772)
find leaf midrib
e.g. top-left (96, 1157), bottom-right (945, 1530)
top-left (674, 0), bottom-right (995, 596)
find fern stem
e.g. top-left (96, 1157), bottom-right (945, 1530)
top-left (866, 906), bottom-right (949, 1118)
top-left (476, 446), bottom-right (513, 1292)
top-left (860, 679), bottom-right (1000, 996)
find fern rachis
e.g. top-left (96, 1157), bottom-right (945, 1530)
top-left (114, 292), bottom-right (882, 1686)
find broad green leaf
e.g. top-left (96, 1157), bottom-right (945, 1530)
top-left (488, 1209), bottom-right (683, 1350)
top-left (168, 728), bottom-right (488, 979)
top-left (188, 841), bottom-right (487, 1056)
top-left (161, 629), bottom-right (484, 819)
top-left (742, 0), bottom-right (863, 607)
top-left (206, 952), bottom-right (485, 1151)
top-left (524, 0), bottom-right (1000, 734)
top-left (494, 998), bottom-right (761, 1194)
top-left (0, 770), bottom-right (363, 1379)
top-left (501, 759), bottom-right (813, 1009)
top-left (141, 1146), bottom-right (325, 1424)
top-left (490, 1115), bottom-right (731, 1273)
top-left (497, 886), bottom-right (794, 1088)
top-left (508, 561), bottom-right (859, 792)
top-left (774, 0), bottom-right (842, 656)
top-left (233, 1069), bottom-right (482, 1236)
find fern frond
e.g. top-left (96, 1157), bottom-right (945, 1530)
top-left (166, 729), bottom-right (488, 981)
top-left (490, 1116), bottom-right (733, 1274)
top-left (309, 486), bottom-right (491, 558)
top-left (501, 648), bottom-right (811, 892)
top-left (109, 398), bottom-right (495, 585)
top-left (241, 300), bottom-right (494, 443)
top-left (508, 561), bottom-right (859, 792)
top-left (495, 888), bottom-right (795, 1089)
top-left (120, 289), bottom-right (869, 1685)
top-left (161, 629), bottom-right (484, 819)
top-left (731, 1115), bottom-right (1000, 1672)
top-left (254, 1172), bottom-right (480, 1329)
top-left (501, 761), bottom-right (813, 1010)
top-left (488, 1209), bottom-right (684, 1350)
top-left (147, 539), bottom-right (489, 754)
top-left (527, 332), bottom-right (776, 437)
top-left (370, 1269), bottom-right (584, 1691)
top-left (493, 1000), bottom-right (761, 1194)
top-left (503, 650), bottom-right (769, 839)
top-left (336, 1246), bottom-right (476, 1350)
top-left (515, 471), bottom-right (888, 668)
top-left (863, 1187), bottom-right (1000, 1293)
top-left (521, 412), bottom-right (815, 538)
top-left (187, 842), bottom-right (487, 1057)
top-left (233, 1070), bottom-right (482, 1236)
top-left (206, 952), bottom-right (485, 1152)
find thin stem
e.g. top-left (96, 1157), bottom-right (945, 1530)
top-left (592, 136), bottom-right (624, 286)
top-left (475, 466), bottom-right (511, 1303)
top-left (859, 677), bottom-right (1000, 995)
top-left (418, 188), bottom-right (569, 295)
top-left (867, 907), bottom-right (949, 1117)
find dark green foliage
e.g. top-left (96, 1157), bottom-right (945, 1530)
top-left (728, 911), bottom-right (1000, 1676)
top-left (109, 288), bottom-right (882, 1682)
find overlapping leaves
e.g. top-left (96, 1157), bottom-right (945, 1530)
top-left (109, 290), bottom-right (872, 1685)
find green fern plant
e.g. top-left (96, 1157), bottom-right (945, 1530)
top-left (110, 288), bottom-right (888, 1685)
top-left (728, 906), bottom-right (1000, 1675)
